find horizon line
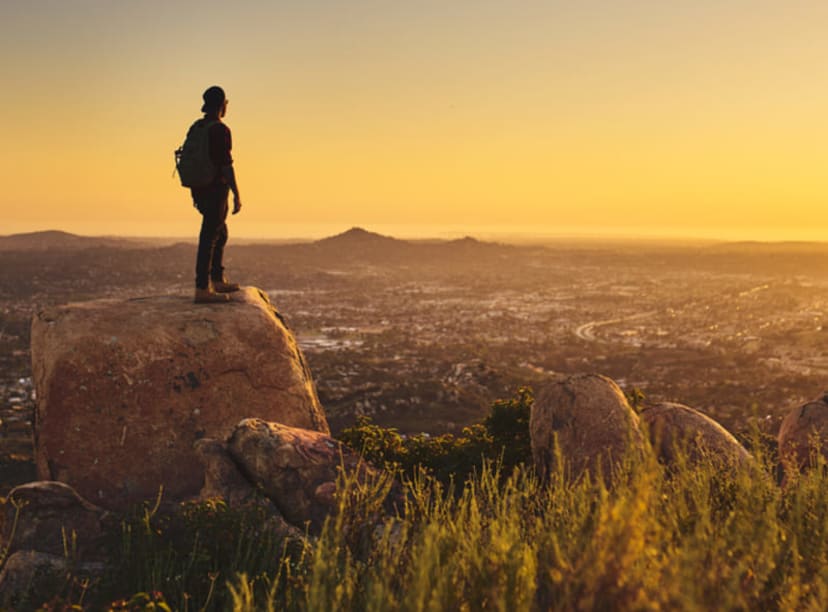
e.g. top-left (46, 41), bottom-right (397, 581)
top-left (5, 224), bottom-right (828, 245)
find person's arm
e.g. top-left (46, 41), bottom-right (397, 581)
top-left (222, 165), bottom-right (242, 214)
top-left (210, 122), bottom-right (242, 213)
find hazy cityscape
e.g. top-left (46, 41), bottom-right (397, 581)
top-left (2, 228), bottom-right (828, 493)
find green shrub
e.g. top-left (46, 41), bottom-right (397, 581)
top-left (338, 387), bottom-right (534, 484)
top-left (483, 386), bottom-right (533, 470)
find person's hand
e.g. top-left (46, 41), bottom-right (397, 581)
top-left (232, 195), bottom-right (242, 215)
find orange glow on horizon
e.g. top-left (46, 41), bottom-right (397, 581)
top-left (2, 1), bottom-right (827, 241)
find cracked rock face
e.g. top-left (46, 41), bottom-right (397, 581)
top-left (31, 287), bottom-right (328, 511)
top-left (530, 374), bottom-right (647, 483)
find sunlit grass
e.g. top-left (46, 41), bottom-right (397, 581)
top-left (16, 423), bottom-right (828, 611)
top-left (224, 445), bottom-right (828, 611)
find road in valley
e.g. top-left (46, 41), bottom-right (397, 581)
top-left (574, 311), bottom-right (659, 342)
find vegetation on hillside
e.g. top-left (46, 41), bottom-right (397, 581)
top-left (9, 389), bottom-right (828, 611)
top-left (337, 386), bottom-right (533, 485)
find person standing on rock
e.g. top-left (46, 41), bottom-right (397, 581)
top-left (191, 85), bottom-right (242, 303)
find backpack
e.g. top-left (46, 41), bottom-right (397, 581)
top-left (174, 119), bottom-right (218, 188)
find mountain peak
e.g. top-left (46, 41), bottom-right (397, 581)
top-left (342, 227), bottom-right (375, 237)
top-left (315, 227), bottom-right (400, 246)
top-left (451, 236), bottom-right (480, 245)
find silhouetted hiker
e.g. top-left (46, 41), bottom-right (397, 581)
top-left (187, 85), bottom-right (242, 303)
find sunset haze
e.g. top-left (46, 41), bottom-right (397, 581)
top-left (3, 0), bottom-right (827, 240)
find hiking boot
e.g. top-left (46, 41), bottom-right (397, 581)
top-left (212, 278), bottom-right (241, 293)
top-left (194, 288), bottom-right (230, 304)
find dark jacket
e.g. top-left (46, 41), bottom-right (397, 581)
top-left (191, 119), bottom-right (233, 196)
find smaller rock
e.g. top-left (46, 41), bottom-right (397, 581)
top-left (196, 438), bottom-right (263, 508)
top-left (227, 419), bottom-right (382, 532)
top-left (778, 394), bottom-right (828, 477)
top-left (313, 481), bottom-right (337, 507)
top-left (0, 551), bottom-right (67, 609)
top-left (1, 481), bottom-right (109, 561)
top-left (640, 402), bottom-right (753, 469)
top-left (194, 438), bottom-right (303, 541)
top-left (0, 550), bottom-right (104, 609)
top-left (530, 374), bottom-right (648, 483)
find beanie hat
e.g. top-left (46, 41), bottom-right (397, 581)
top-left (201, 86), bottom-right (226, 112)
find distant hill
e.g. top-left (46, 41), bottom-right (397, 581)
top-left (296, 226), bottom-right (517, 266)
top-left (706, 241), bottom-right (828, 255)
top-left (0, 227), bottom-right (517, 270)
top-left (313, 227), bottom-right (405, 249)
top-left (0, 230), bottom-right (146, 251)
top-left (220, 226), bottom-right (521, 273)
top-left (308, 227), bottom-right (412, 259)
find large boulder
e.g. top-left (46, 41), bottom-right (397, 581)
top-left (31, 287), bottom-right (328, 511)
top-left (778, 394), bottom-right (828, 477)
top-left (530, 374), bottom-right (647, 482)
top-left (227, 418), bottom-right (385, 532)
top-left (640, 402), bottom-right (753, 469)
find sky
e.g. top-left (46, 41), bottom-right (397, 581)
top-left (2, 0), bottom-right (827, 240)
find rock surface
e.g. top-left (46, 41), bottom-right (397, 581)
top-left (778, 394), bottom-right (828, 476)
top-left (31, 287), bottom-right (328, 510)
top-left (1, 481), bottom-right (109, 561)
top-left (640, 402), bottom-right (753, 468)
top-left (227, 418), bottom-right (380, 531)
top-left (194, 437), bottom-right (305, 540)
top-left (196, 438), bottom-right (264, 508)
top-left (0, 551), bottom-right (73, 609)
top-left (530, 374), bottom-right (647, 482)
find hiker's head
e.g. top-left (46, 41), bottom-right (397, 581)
top-left (201, 86), bottom-right (227, 117)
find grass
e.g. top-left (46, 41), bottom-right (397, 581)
top-left (13, 421), bottom-right (828, 610)
top-left (225, 445), bottom-right (828, 612)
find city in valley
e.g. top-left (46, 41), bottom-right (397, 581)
top-left (2, 228), bottom-right (827, 492)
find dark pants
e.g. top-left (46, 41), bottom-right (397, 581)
top-left (194, 186), bottom-right (230, 290)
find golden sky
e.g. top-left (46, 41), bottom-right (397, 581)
top-left (2, 1), bottom-right (827, 239)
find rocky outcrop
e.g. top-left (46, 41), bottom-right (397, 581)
top-left (778, 394), bottom-right (828, 478)
top-left (225, 418), bottom-right (386, 532)
top-left (640, 402), bottom-right (753, 469)
top-left (530, 374), bottom-right (648, 482)
top-left (31, 287), bottom-right (328, 511)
